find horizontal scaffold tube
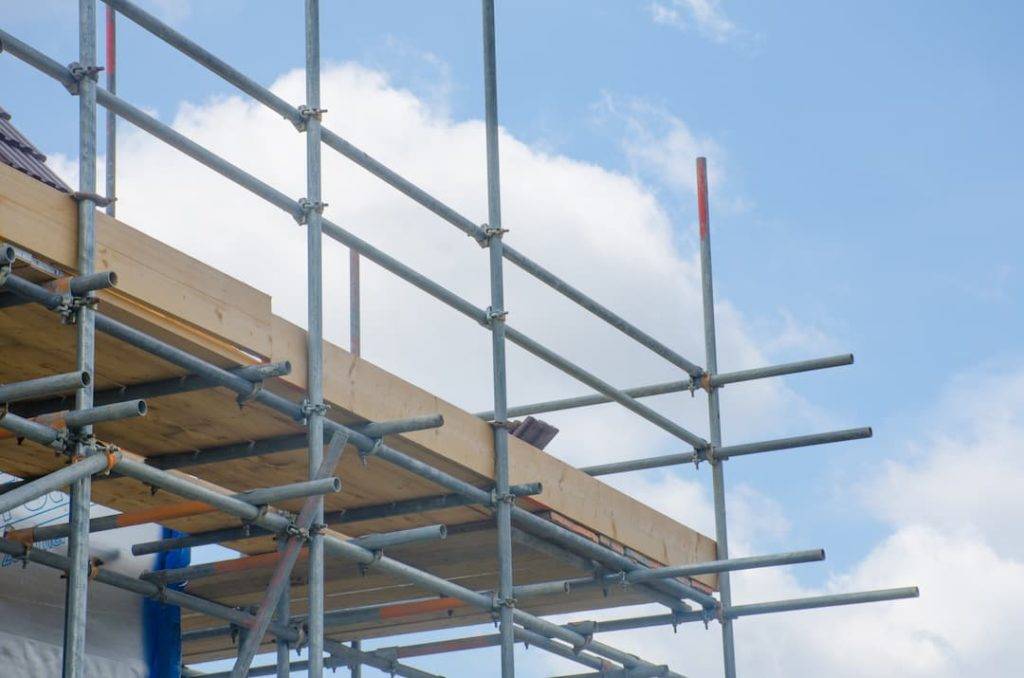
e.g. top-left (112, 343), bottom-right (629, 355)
top-left (0, 270), bottom-right (716, 609)
top-left (7, 474), bottom-right (340, 546)
top-left (11, 361), bottom-right (290, 419)
top-left (5, 500), bottom-right (214, 544)
top-left (0, 403), bottom-right (147, 443)
top-left (563, 587), bottom-right (920, 635)
top-left (581, 427), bottom-right (873, 477)
top-left (0, 452), bottom-right (120, 515)
top-left (513, 549), bottom-right (826, 598)
top-left (98, 0), bottom-right (704, 380)
top-left (63, 398), bottom-right (147, 428)
top-left (131, 482), bottom-right (543, 555)
top-left (0, 271), bottom-right (118, 312)
top-left (0, 371), bottom-right (91, 404)
top-left (477, 354), bottom-right (855, 420)
top-left (0, 538), bottom-right (438, 678)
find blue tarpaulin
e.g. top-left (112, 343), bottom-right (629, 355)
top-left (143, 528), bottom-right (190, 678)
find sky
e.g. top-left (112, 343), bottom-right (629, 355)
top-left (1, 1), bottom-right (1023, 676)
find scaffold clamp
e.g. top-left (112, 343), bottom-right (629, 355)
top-left (235, 381), bottom-right (263, 409)
top-left (359, 437), bottom-right (383, 467)
top-left (296, 198), bottom-right (328, 225)
top-left (55, 292), bottom-right (99, 325)
top-left (477, 222), bottom-right (509, 247)
top-left (299, 398), bottom-right (330, 424)
top-left (484, 306), bottom-right (508, 326)
top-left (65, 61), bottom-right (103, 94)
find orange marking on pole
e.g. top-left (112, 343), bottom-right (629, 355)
top-left (113, 500), bottom-right (213, 527)
top-left (4, 526), bottom-right (35, 545)
top-left (215, 549), bottom-right (299, 575)
top-left (696, 156), bottom-right (710, 240)
top-left (42, 276), bottom-right (73, 295)
top-left (0, 411), bottom-right (70, 441)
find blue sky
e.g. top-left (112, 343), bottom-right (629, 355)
top-left (2, 1), bottom-right (1022, 676)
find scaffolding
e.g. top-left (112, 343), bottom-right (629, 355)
top-left (0, 1), bottom-right (918, 677)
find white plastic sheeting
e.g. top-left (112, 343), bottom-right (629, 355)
top-left (0, 473), bottom-right (159, 677)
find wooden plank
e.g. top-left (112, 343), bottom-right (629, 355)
top-left (0, 164), bottom-right (273, 358)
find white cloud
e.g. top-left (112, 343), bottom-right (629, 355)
top-left (865, 364), bottom-right (1024, 559)
top-left (648, 0), bottom-right (740, 44)
top-left (592, 94), bottom-right (737, 218)
top-left (97, 62), bottom-right (818, 468)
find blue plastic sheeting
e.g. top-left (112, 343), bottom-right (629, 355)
top-left (144, 527), bottom-right (191, 678)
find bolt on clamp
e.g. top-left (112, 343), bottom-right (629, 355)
top-left (241, 504), bottom-right (270, 529)
top-left (476, 222), bottom-right (509, 247)
top-left (13, 543), bottom-right (31, 569)
top-left (492, 593), bottom-right (517, 612)
top-left (298, 398), bottom-right (330, 423)
top-left (235, 381), bottom-right (263, 409)
top-left (292, 105), bottom-right (327, 131)
top-left (55, 430), bottom-right (96, 456)
top-left (489, 488), bottom-right (516, 507)
top-left (295, 198), bottom-right (328, 224)
top-left (572, 632), bottom-right (594, 654)
top-left (359, 437), bottom-right (383, 467)
top-left (56, 293), bottom-right (99, 325)
top-left (357, 550), bottom-right (383, 577)
top-left (308, 522), bottom-right (327, 536)
top-left (290, 623), bottom-right (306, 652)
top-left (65, 61), bottom-right (103, 94)
top-left (483, 306), bottom-right (508, 326)
top-left (298, 105), bottom-right (327, 120)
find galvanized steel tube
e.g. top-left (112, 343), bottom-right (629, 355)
top-left (580, 427), bottom-right (873, 477)
top-left (726, 587), bottom-right (920, 618)
top-left (0, 371), bottom-right (90, 404)
top-left (63, 399), bottom-right (146, 428)
top-left (273, 539), bottom-right (289, 678)
top-left (105, 4), bottom-right (116, 217)
top-left (0, 452), bottom-right (118, 515)
top-left (0, 410), bottom-right (65, 446)
top-left (63, 3), bottom-right (98, 673)
top-left (481, 0), bottom-right (515, 674)
top-left (303, 2), bottom-right (326, 674)
top-left (480, 353), bottom-right (855, 420)
top-left (696, 157), bottom-right (736, 677)
top-left (237, 476), bottom-right (340, 505)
